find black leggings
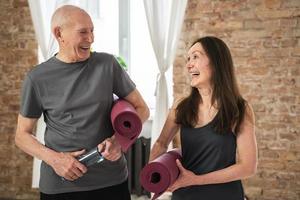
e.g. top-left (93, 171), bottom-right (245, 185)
top-left (40, 180), bottom-right (131, 200)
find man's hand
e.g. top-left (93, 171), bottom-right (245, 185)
top-left (50, 149), bottom-right (87, 181)
top-left (98, 135), bottom-right (122, 161)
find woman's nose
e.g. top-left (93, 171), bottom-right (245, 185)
top-left (186, 61), bottom-right (193, 69)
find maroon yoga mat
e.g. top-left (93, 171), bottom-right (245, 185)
top-left (140, 149), bottom-right (182, 200)
top-left (111, 99), bottom-right (142, 152)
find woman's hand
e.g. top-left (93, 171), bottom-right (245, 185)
top-left (168, 159), bottom-right (197, 192)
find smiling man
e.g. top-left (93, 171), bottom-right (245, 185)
top-left (15, 5), bottom-right (149, 200)
top-left (52, 5), bottom-right (94, 63)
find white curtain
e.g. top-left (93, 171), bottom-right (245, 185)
top-left (28, 0), bottom-right (57, 188)
top-left (28, 0), bottom-right (100, 188)
top-left (143, 0), bottom-right (187, 147)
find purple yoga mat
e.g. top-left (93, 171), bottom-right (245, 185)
top-left (111, 99), bottom-right (142, 152)
top-left (140, 149), bottom-right (182, 200)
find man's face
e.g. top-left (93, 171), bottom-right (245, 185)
top-left (60, 11), bottom-right (94, 62)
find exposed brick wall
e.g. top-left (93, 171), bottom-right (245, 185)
top-left (1, 0), bottom-right (299, 200)
top-left (174, 0), bottom-right (300, 200)
top-left (0, 0), bottom-right (39, 199)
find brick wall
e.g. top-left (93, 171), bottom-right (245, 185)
top-left (174, 0), bottom-right (300, 200)
top-left (0, 0), bottom-right (299, 200)
top-left (0, 0), bottom-right (39, 199)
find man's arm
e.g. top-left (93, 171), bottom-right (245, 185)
top-left (123, 88), bottom-right (150, 123)
top-left (100, 89), bottom-right (150, 160)
top-left (15, 114), bottom-right (87, 181)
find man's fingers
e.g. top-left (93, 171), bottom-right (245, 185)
top-left (64, 167), bottom-right (83, 181)
top-left (106, 155), bottom-right (119, 161)
top-left (99, 137), bottom-right (122, 161)
top-left (75, 161), bottom-right (87, 173)
top-left (63, 171), bottom-right (76, 181)
top-left (72, 166), bottom-right (84, 177)
top-left (102, 140), bottom-right (112, 155)
top-left (65, 173), bottom-right (77, 181)
top-left (97, 142), bottom-right (106, 153)
top-left (70, 149), bottom-right (86, 157)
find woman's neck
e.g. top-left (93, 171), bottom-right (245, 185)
top-left (198, 87), bottom-right (213, 107)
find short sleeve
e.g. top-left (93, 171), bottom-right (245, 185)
top-left (112, 56), bottom-right (136, 98)
top-left (20, 75), bottom-right (43, 118)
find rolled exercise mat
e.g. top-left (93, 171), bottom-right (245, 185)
top-left (76, 99), bottom-right (141, 168)
top-left (111, 99), bottom-right (142, 152)
top-left (140, 149), bottom-right (182, 200)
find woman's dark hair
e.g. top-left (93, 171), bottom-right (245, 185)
top-left (175, 36), bottom-right (246, 135)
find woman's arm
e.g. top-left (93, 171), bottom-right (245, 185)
top-left (169, 104), bottom-right (257, 191)
top-left (149, 105), bottom-right (180, 161)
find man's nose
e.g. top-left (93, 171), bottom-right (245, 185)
top-left (87, 33), bottom-right (94, 43)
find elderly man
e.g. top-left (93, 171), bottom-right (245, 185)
top-left (15, 5), bottom-right (149, 200)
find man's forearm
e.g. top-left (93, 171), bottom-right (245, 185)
top-left (15, 130), bottom-right (57, 166)
top-left (136, 106), bottom-right (150, 123)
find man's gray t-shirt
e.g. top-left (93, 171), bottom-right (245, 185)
top-left (20, 52), bottom-right (136, 194)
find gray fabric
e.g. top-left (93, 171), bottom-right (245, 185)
top-left (20, 52), bottom-right (136, 194)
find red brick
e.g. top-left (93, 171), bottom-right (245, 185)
top-left (0, 0), bottom-right (299, 200)
top-left (264, 0), bottom-right (282, 9)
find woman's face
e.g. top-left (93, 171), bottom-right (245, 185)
top-left (186, 42), bottom-right (213, 88)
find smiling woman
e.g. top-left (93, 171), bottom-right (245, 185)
top-left (150, 36), bottom-right (257, 200)
top-left (186, 42), bottom-right (212, 89)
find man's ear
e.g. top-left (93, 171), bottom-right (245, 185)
top-left (53, 26), bottom-right (63, 42)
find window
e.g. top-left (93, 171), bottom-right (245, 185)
top-left (38, 0), bottom-right (173, 114)
top-left (129, 0), bottom-right (173, 114)
top-left (95, 0), bottom-right (173, 114)
top-left (92, 0), bottom-right (119, 55)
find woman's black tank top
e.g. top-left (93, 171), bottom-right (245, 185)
top-left (171, 121), bottom-right (244, 200)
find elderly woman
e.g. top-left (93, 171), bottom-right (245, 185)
top-left (150, 36), bottom-right (257, 200)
